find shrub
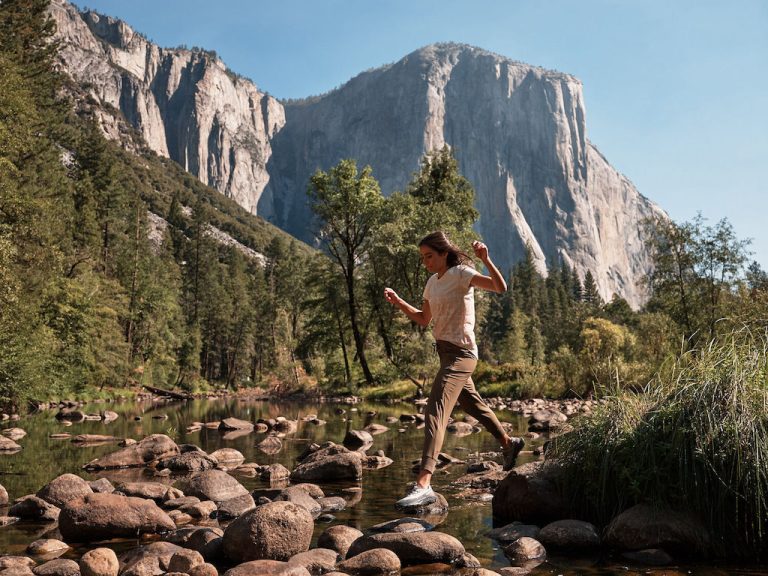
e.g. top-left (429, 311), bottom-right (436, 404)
top-left (550, 328), bottom-right (768, 558)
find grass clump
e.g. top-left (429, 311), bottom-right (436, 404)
top-left (550, 328), bottom-right (768, 558)
top-left (358, 380), bottom-right (419, 402)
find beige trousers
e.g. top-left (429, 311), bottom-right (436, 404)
top-left (420, 340), bottom-right (507, 473)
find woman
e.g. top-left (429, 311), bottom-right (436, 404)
top-left (384, 231), bottom-right (524, 509)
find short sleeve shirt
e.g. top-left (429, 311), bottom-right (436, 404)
top-left (423, 264), bottom-right (481, 357)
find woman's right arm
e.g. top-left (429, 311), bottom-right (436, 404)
top-left (384, 288), bottom-right (432, 327)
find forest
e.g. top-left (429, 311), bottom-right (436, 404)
top-left (2, 0), bottom-right (767, 410)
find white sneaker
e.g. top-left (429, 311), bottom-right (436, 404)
top-left (395, 484), bottom-right (436, 509)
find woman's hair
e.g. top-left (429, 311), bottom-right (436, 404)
top-left (418, 231), bottom-right (473, 268)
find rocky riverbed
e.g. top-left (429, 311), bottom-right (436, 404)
top-left (0, 395), bottom-right (717, 575)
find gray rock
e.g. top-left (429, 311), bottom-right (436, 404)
top-left (275, 486), bottom-right (321, 518)
top-left (159, 451), bottom-right (217, 472)
top-left (215, 493), bottom-right (256, 519)
top-left (114, 482), bottom-right (171, 503)
top-left (87, 479), bottom-right (114, 494)
top-left (487, 522), bottom-right (541, 543)
top-left (222, 501), bottom-right (314, 563)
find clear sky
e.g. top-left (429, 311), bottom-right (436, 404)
top-left (71, 0), bottom-right (768, 270)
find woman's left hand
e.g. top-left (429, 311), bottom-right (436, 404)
top-left (472, 240), bottom-right (488, 261)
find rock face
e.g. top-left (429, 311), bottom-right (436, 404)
top-left (52, 0), bottom-right (664, 306)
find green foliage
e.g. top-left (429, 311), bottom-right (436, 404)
top-left (551, 328), bottom-right (768, 558)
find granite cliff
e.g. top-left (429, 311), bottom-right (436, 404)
top-left (50, 0), bottom-right (663, 306)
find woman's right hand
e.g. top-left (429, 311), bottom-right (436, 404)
top-left (384, 287), bottom-right (400, 306)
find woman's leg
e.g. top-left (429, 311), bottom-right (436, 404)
top-left (419, 346), bottom-right (477, 485)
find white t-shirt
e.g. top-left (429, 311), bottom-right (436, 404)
top-left (423, 264), bottom-right (481, 357)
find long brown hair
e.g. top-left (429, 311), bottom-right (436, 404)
top-left (418, 231), bottom-right (473, 268)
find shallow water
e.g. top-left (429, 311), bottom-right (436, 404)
top-left (0, 396), bottom-right (761, 575)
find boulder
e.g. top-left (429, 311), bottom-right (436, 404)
top-left (347, 532), bottom-right (465, 565)
top-left (256, 435), bottom-right (283, 455)
top-left (492, 461), bottom-right (568, 524)
top-left (216, 493), bottom-right (256, 519)
top-left (337, 548), bottom-right (400, 575)
top-left (58, 493), bottom-right (175, 542)
top-left (290, 444), bottom-right (362, 482)
top-left (275, 486), bottom-right (321, 518)
top-left (218, 418), bottom-right (254, 431)
top-left (26, 539), bottom-right (69, 557)
top-left (166, 526), bottom-right (224, 561)
top-left (180, 500), bottom-right (217, 519)
top-left (115, 482), bottom-right (171, 503)
top-left (78, 548), bottom-right (119, 576)
top-left (31, 559), bottom-right (79, 576)
top-left (87, 479), bottom-right (114, 494)
top-left (285, 549), bottom-right (339, 574)
top-left (223, 560), bottom-right (309, 576)
top-left (342, 430), bottom-right (373, 451)
top-left (208, 449), bottom-right (245, 466)
top-left (37, 474), bottom-right (93, 508)
top-left (504, 537), bottom-right (547, 562)
top-left (83, 434), bottom-right (179, 470)
top-left (317, 525), bottom-right (364, 559)
top-left (118, 542), bottom-right (186, 576)
top-left (9, 495), bottom-right (60, 521)
top-left (258, 463), bottom-right (291, 482)
top-left (159, 452), bottom-right (217, 472)
top-left (177, 470), bottom-right (249, 503)
top-left (487, 522), bottom-right (540, 544)
top-left (188, 564), bottom-right (219, 576)
top-left (222, 501), bottom-right (313, 563)
top-left (0, 483), bottom-right (8, 505)
top-left (363, 424), bottom-right (389, 436)
top-left (0, 436), bottom-right (22, 451)
top-left (604, 503), bottom-right (710, 555)
top-left (539, 519), bottom-right (601, 551)
top-left (167, 549), bottom-right (205, 573)
top-left (369, 517), bottom-right (433, 533)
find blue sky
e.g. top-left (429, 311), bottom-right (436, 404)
top-left (72, 0), bottom-right (768, 269)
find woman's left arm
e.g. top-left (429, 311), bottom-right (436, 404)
top-left (470, 240), bottom-right (507, 293)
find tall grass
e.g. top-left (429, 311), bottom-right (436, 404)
top-left (550, 327), bottom-right (768, 558)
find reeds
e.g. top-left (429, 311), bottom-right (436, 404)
top-left (550, 327), bottom-right (768, 558)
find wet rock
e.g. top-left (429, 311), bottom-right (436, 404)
top-left (168, 510), bottom-right (193, 526)
top-left (447, 421), bottom-right (474, 436)
top-left (223, 560), bottom-right (309, 576)
top-left (290, 443), bottom-right (362, 482)
top-left (370, 517), bottom-right (433, 534)
top-left (56, 409), bottom-right (85, 422)
top-left (70, 435), bottom-right (121, 445)
top-left (2, 428), bottom-right (26, 440)
top-left (347, 531), bottom-right (465, 565)
top-left (363, 424), bottom-right (389, 436)
top-left (218, 418), bottom-right (254, 432)
top-left (31, 559), bottom-right (79, 576)
top-left (37, 474), bottom-right (93, 508)
top-left (395, 491), bottom-right (449, 516)
top-left (342, 430), bottom-right (373, 451)
top-left (258, 463), bottom-right (291, 482)
top-left (317, 525), bottom-right (364, 559)
top-left (539, 519), bottom-right (601, 551)
top-left (286, 548), bottom-right (339, 574)
top-left (0, 436), bottom-right (22, 451)
top-left (0, 515), bottom-right (19, 526)
top-left (317, 496), bottom-right (346, 513)
top-left (101, 411), bottom-right (119, 423)
top-left (504, 537), bottom-right (546, 562)
top-left (487, 522), bottom-right (540, 544)
top-left (363, 455), bottom-right (393, 469)
top-left (164, 496), bottom-right (201, 509)
top-left (83, 434), bottom-right (179, 470)
top-left (0, 558), bottom-right (35, 570)
top-left (0, 483), bottom-right (8, 505)
top-left (604, 503), bottom-right (710, 555)
top-left (621, 548), bottom-right (674, 566)
top-left (257, 435), bottom-right (283, 455)
top-left (492, 461), bottom-right (568, 524)
top-left (528, 409), bottom-right (567, 432)
top-left (222, 501), bottom-right (313, 562)
top-left (208, 449), bottom-right (245, 466)
top-left (115, 482), bottom-right (172, 503)
top-left (58, 493), bottom-right (175, 542)
top-left (9, 495), bottom-right (60, 522)
top-left (159, 451), bottom-right (217, 472)
top-left (273, 418), bottom-right (297, 434)
top-left (27, 539), bottom-right (69, 557)
top-left (180, 500), bottom-right (217, 519)
top-left (337, 548), bottom-right (400, 575)
top-left (78, 547), bottom-right (118, 576)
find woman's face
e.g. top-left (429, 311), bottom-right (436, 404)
top-left (419, 245), bottom-right (448, 274)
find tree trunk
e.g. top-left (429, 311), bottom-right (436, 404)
top-left (345, 258), bottom-right (373, 384)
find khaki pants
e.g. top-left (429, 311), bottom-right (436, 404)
top-left (420, 340), bottom-right (507, 473)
